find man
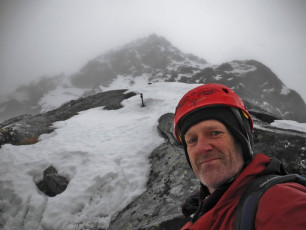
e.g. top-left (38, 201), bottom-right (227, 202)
top-left (173, 83), bottom-right (306, 230)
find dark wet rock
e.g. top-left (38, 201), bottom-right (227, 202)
top-left (0, 89), bottom-right (136, 146)
top-left (36, 166), bottom-right (69, 197)
top-left (0, 114), bottom-right (33, 129)
top-left (253, 122), bottom-right (306, 175)
top-left (0, 116), bottom-right (52, 146)
top-left (157, 113), bottom-right (177, 145)
top-left (244, 100), bottom-right (281, 123)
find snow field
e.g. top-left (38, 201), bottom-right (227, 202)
top-left (0, 81), bottom-right (200, 229)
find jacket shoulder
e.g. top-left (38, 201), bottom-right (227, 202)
top-left (256, 182), bottom-right (306, 230)
top-left (234, 173), bottom-right (306, 230)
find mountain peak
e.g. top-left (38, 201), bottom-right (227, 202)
top-left (142, 33), bottom-right (172, 47)
top-left (123, 33), bottom-right (173, 50)
top-left (70, 34), bottom-right (207, 88)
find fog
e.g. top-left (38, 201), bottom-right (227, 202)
top-left (1, 0), bottom-right (306, 101)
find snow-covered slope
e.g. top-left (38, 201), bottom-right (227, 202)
top-left (0, 81), bottom-right (199, 229)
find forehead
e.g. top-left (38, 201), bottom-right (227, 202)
top-left (185, 119), bottom-right (227, 134)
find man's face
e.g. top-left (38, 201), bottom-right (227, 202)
top-left (185, 119), bottom-right (244, 193)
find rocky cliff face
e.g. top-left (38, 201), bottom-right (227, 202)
top-left (1, 34), bottom-right (306, 123)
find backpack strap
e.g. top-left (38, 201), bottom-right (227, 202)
top-left (234, 173), bottom-right (306, 230)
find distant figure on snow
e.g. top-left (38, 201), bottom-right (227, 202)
top-left (140, 93), bottom-right (145, 107)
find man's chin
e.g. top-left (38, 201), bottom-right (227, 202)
top-left (198, 160), bottom-right (223, 174)
top-left (198, 169), bottom-right (227, 187)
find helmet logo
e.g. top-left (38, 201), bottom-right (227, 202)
top-left (176, 88), bottom-right (218, 111)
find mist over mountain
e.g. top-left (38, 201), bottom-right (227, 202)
top-left (1, 34), bottom-right (305, 123)
top-left (1, 34), bottom-right (306, 229)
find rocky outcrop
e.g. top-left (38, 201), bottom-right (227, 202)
top-left (253, 118), bottom-right (306, 175)
top-left (0, 89), bottom-right (136, 146)
top-left (108, 103), bottom-right (306, 229)
top-left (108, 141), bottom-right (193, 230)
top-left (36, 166), bottom-right (69, 197)
top-left (107, 113), bottom-right (195, 230)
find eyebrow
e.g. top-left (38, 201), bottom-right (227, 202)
top-left (185, 123), bottom-right (226, 136)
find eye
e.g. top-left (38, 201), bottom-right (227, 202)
top-left (211, 130), bottom-right (222, 137)
top-left (186, 136), bottom-right (197, 145)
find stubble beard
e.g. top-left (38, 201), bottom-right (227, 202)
top-left (196, 154), bottom-right (242, 192)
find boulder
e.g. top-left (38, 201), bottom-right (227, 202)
top-left (36, 166), bottom-right (69, 197)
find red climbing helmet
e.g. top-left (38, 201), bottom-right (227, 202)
top-left (174, 83), bottom-right (253, 142)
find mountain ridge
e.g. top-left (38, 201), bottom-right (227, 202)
top-left (1, 34), bottom-right (305, 123)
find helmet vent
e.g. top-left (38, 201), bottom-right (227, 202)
top-left (222, 88), bottom-right (229, 93)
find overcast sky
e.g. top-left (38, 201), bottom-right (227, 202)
top-left (1, 0), bottom-right (305, 101)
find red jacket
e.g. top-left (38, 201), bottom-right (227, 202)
top-left (181, 154), bottom-right (306, 230)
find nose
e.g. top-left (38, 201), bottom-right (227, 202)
top-left (195, 136), bottom-right (213, 155)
